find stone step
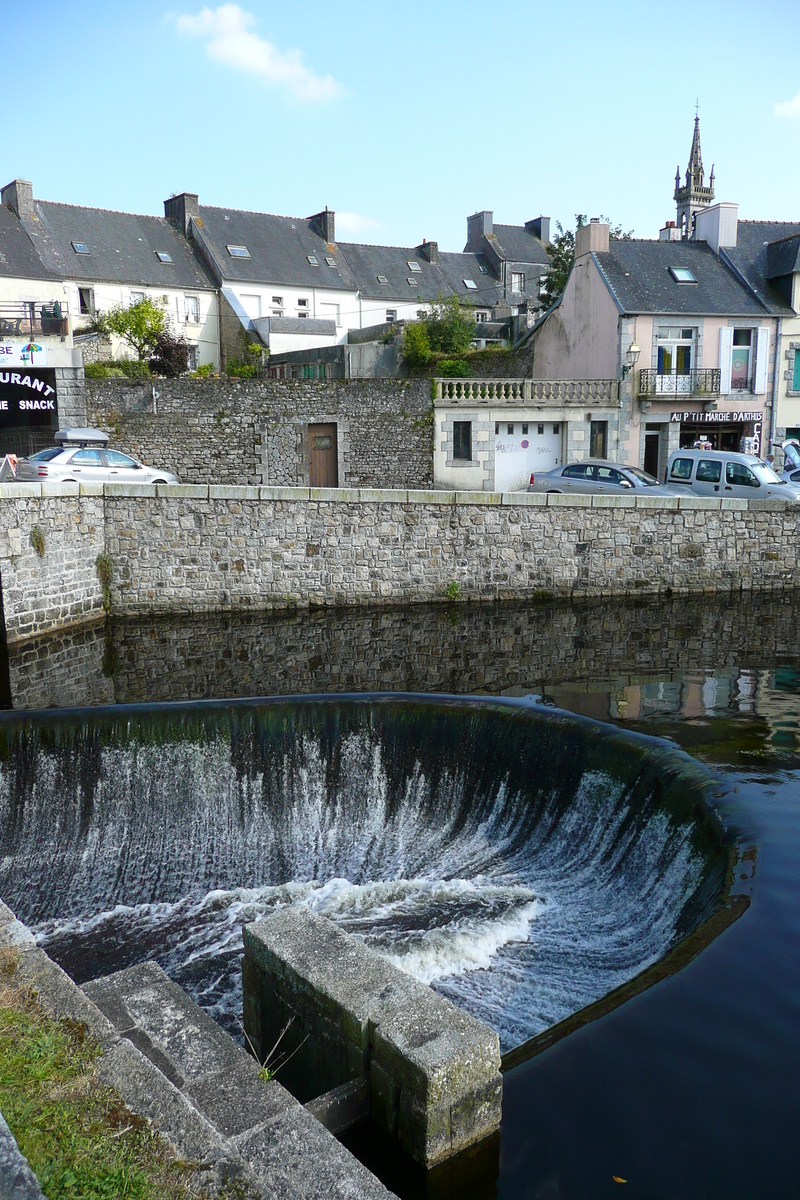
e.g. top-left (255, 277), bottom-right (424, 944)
top-left (83, 961), bottom-right (395, 1200)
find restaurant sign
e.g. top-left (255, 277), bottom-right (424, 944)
top-left (670, 411), bottom-right (762, 423)
top-left (0, 341), bottom-right (49, 367)
top-left (0, 369), bottom-right (58, 429)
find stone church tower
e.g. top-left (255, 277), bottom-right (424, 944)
top-left (674, 114), bottom-right (715, 239)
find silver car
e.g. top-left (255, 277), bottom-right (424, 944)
top-left (14, 428), bottom-right (178, 486)
top-left (528, 459), bottom-right (675, 496)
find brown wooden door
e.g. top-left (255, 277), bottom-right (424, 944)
top-left (309, 423), bottom-right (338, 487)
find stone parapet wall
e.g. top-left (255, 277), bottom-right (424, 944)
top-left (101, 486), bottom-right (800, 615)
top-left (85, 376), bottom-right (433, 489)
top-left (0, 483), bottom-right (105, 643)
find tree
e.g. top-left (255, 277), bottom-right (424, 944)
top-left (538, 214), bottom-right (634, 311)
top-left (418, 294), bottom-right (475, 356)
top-left (149, 331), bottom-right (190, 377)
top-left (402, 320), bottom-right (432, 368)
top-left (93, 297), bottom-right (166, 361)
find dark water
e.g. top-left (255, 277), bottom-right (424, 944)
top-left (2, 594), bottom-right (800, 1199)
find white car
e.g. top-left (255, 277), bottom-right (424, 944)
top-left (13, 429), bottom-right (179, 485)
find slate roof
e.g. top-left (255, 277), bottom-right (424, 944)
top-left (337, 241), bottom-right (445, 302)
top-left (437, 251), bottom-right (506, 307)
top-left (592, 238), bottom-right (767, 316)
top-left (22, 201), bottom-right (215, 290)
top-left (488, 224), bottom-right (550, 267)
top-left (194, 206), bottom-right (358, 292)
top-left (722, 221), bottom-right (800, 315)
top-left (0, 203), bottom-right (59, 282)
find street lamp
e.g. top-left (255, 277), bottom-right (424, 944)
top-left (621, 341), bottom-right (640, 379)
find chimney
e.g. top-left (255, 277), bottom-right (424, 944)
top-left (466, 210), bottom-right (493, 251)
top-left (164, 192), bottom-right (199, 237)
top-left (693, 202), bottom-right (739, 254)
top-left (1, 179), bottom-right (34, 221)
top-left (575, 221), bottom-right (609, 259)
top-left (309, 207), bottom-right (336, 245)
top-left (525, 216), bottom-right (550, 244)
top-left (419, 240), bottom-right (439, 264)
top-left (659, 220), bottom-right (681, 242)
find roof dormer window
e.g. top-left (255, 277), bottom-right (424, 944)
top-left (325, 257), bottom-right (336, 267)
top-left (407, 261), bottom-right (422, 272)
top-left (71, 242), bottom-right (90, 255)
top-left (669, 266), bottom-right (697, 283)
top-left (307, 255), bottom-right (319, 265)
top-left (227, 245), bottom-right (251, 258)
top-left (407, 277), bottom-right (419, 285)
top-left (463, 279), bottom-right (477, 290)
top-left (155, 251), bottom-right (173, 264)
top-left (377, 275), bottom-right (389, 284)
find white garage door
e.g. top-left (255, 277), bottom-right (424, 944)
top-left (494, 422), bottom-right (562, 491)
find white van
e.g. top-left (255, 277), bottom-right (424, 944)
top-left (665, 449), bottom-right (800, 501)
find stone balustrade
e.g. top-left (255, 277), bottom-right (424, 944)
top-left (435, 378), bottom-right (619, 404)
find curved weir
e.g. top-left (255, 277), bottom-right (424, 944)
top-left (0, 696), bottom-right (732, 1052)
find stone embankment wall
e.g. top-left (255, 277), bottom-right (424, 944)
top-left (0, 484), bottom-right (104, 643)
top-left (101, 487), bottom-right (800, 615)
top-left (85, 377), bottom-right (433, 490)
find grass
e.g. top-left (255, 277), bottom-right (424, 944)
top-left (0, 948), bottom-right (210, 1200)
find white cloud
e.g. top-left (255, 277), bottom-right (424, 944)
top-left (775, 91), bottom-right (800, 119)
top-left (173, 5), bottom-right (344, 103)
top-left (335, 212), bottom-right (380, 236)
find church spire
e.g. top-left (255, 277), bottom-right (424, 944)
top-left (673, 109), bottom-right (715, 239)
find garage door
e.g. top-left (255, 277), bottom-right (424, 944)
top-left (494, 422), bottom-right (561, 491)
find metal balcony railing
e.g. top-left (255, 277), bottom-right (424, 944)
top-left (0, 301), bottom-right (69, 338)
top-left (638, 368), bottom-right (721, 397)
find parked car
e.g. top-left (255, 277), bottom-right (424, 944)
top-left (665, 448), bottom-right (800, 501)
top-left (528, 459), bottom-right (675, 496)
top-left (781, 440), bottom-right (800, 483)
top-left (13, 429), bottom-right (179, 485)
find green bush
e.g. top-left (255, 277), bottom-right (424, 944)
top-left (402, 321), bottom-right (432, 368)
top-left (84, 360), bottom-right (150, 380)
top-left (438, 359), bottom-right (471, 377)
top-left (420, 295), bottom-right (475, 356)
top-left (191, 363), bottom-right (216, 377)
top-left (226, 361), bottom-right (257, 378)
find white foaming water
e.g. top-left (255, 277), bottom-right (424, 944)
top-left (0, 719), bottom-right (718, 1051)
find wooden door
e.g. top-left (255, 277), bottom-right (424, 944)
top-left (309, 423), bottom-right (338, 487)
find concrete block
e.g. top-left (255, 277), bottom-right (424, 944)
top-left (546, 493), bottom-right (591, 507)
top-left (591, 494), bottom-right (635, 508)
top-left (502, 491), bottom-right (546, 505)
top-left (309, 488), bottom-right (346, 502)
top-left (259, 486), bottom-right (310, 501)
top-left (158, 484), bottom-right (209, 499)
top-left (305, 1077), bottom-right (370, 1135)
top-left (185, 1059), bottom-right (296, 1139)
top-left (41, 481), bottom-right (80, 498)
top-left (0, 483), bottom-right (41, 497)
top-left (104, 483), bottom-right (157, 498)
top-left (748, 498), bottom-right (794, 512)
top-left (208, 485), bottom-right (259, 501)
top-left (719, 498), bottom-right (747, 510)
top-left (634, 494), bottom-right (679, 509)
top-left (678, 495), bottom-right (721, 509)
top-left (407, 490), bottom-right (453, 505)
top-left (78, 482), bottom-right (105, 496)
top-left (454, 491), bottom-right (502, 505)
top-left (10, 944), bottom-right (118, 1049)
top-left (357, 489), bottom-right (408, 503)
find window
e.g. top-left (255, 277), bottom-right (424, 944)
top-left (696, 459), bottom-right (722, 483)
top-left (731, 329), bottom-right (752, 391)
top-left (71, 449), bottom-right (103, 465)
top-left (298, 299), bottom-right (309, 307)
top-left (726, 462), bottom-right (759, 488)
top-left (298, 312), bottom-right (308, 319)
top-left (656, 326), bottom-right (696, 391)
top-left (104, 451), bottom-right (138, 467)
top-left (377, 275), bottom-right (389, 284)
top-left (537, 424), bottom-right (544, 435)
top-left (476, 311), bottom-right (488, 322)
top-left (272, 296), bottom-right (283, 305)
top-left (186, 345), bottom-right (199, 371)
top-left (463, 279), bottom-right (477, 290)
top-left (271, 309), bottom-right (283, 318)
top-left (407, 278), bottom-right (419, 285)
top-left (184, 295), bottom-right (200, 323)
top-left (563, 464), bottom-right (594, 479)
top-left (595, 466), bottom-right (624, 485)
top-left (129, 291), bottom-right (145, 306)
top-left (155, 251), bottom-right (173, 264)
top-left (453, 421), bottom-right (472, 461)
top-left (507, 424), bottom-right (514, 435)
top-left (793, 349), bottom-right (800, 392)
top-left (670, 457), bottom-right (695, 481)
top-left (227, 245), bottom-right (250, 258)
top-left (386, 310), bottom-right (397, 323)
top-left (78, 287), bottom-right (95, 315)
top-left (511, 272), bottom-right (524, 293)
top-left (71, 241), bottom-right (90, 255)
top-left (668, 266), bottom-right (697, 283)
top-left (307, 255), bottom-right (319, 265)
top-left (325, 257), bottom-right (336, 267)
top-left (407, 261), bottom-right (422, 272)
top-left (495, 422), bottom-right (500, 435)
top-left (522, 423), bottom-right (528, 434)
top-left (590, 420), bottom-right (608, 459)
top-left (553, 423), bottom-right (560, 434)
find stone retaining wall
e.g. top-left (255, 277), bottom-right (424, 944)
top-left (85, 376), bottom-right (433, 490)
top-left (2, 484), bottom-right (800, 644)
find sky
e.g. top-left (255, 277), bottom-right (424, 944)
top-left (3, 1), bottom-right (799, 251)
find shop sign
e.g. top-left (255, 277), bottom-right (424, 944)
top-left (670, 410), bottom-right (762, 423)
top-left (0, 369), bottom-right (58, 429)
top-left (0, 341), bottom-right (48, 367)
